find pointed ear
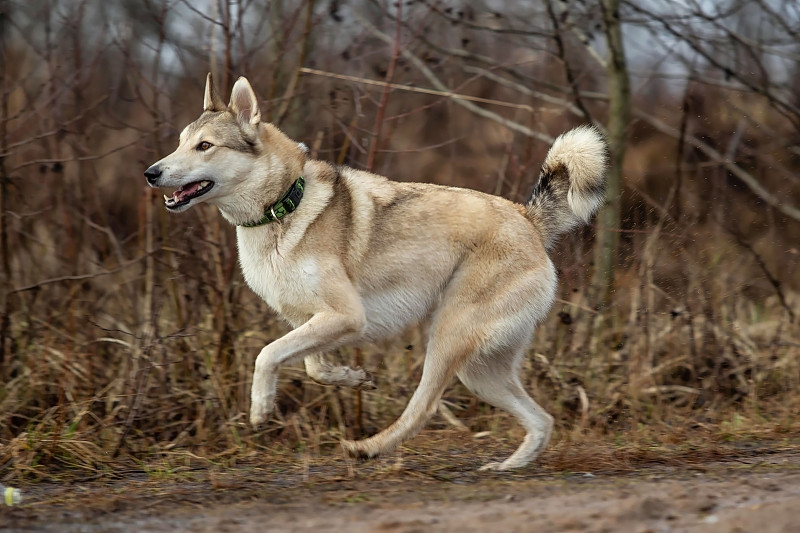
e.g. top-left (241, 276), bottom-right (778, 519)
top-left (203, 73), bottom-right (225, 112)
top-left (229, 77), bottom-right (261, 127)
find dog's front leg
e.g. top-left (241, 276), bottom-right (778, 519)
top-left (251, 308), bottom-right (365, 426)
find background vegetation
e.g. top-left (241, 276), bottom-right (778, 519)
top-left (1, 0), bottom-right (798, 479)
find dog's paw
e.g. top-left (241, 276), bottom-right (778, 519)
top-left (478, 461), bottom-right (513, 472)
top-left (249, 398), bottom-right (274, 428)
top-left (354, 368), bottom-right (377, 391)
top-left (250, 410), bottom-right (268, 428)
top-left (341, 439), bottom-right (379, 461)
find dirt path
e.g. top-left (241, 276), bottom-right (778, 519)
top-left (3, 440), bottom-right (800, 532)
top-left (188, 468), bottom-right (799, 533)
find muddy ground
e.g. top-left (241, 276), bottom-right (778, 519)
top-left (3, 433), bottom-right (800, 532)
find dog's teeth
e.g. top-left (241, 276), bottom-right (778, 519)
top-left (200, 181), bottom-right (209, 188)
top-left (163, 194), bottom-right (171, 202)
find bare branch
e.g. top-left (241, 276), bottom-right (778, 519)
top-left (354, 12), bottom-right (554, 144)
top-left (634, 109), bottom-right (800, 223)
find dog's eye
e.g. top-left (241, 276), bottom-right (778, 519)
top-left (197, 141), bottom-right (213, 151)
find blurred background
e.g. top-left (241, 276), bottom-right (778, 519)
top-left (0, 0), bottom-right (798, 476)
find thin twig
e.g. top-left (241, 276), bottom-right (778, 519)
top-left (300, 67), bottom-right (538, 112)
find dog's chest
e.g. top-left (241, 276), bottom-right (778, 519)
top-left (236, 230), bottom-right (318, 320)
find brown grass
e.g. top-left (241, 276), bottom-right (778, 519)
top-left (1, 0), bottom-right (799, 483)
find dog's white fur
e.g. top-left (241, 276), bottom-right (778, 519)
top-left (145, 74), bottom-right (607, 470)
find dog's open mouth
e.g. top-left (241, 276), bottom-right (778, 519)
top-left (163, 180), bottom-right (214, 209)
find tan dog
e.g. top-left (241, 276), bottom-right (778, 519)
top-left (145, 74), bottom-right (607, 470)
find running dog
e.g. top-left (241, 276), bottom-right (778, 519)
top-left (144, 74), bottom-right (607, 470)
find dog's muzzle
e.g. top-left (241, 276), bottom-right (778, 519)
top-left (144, 165), bottom-right (162, 186)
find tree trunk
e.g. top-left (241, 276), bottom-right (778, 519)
top-left (590, 0), bottom-right (630, 313)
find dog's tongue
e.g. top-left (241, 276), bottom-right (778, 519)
top-left (174, 182), bottom-right (202, 202)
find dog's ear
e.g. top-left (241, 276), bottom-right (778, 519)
top-left (203, 73), bottom-right (225, 112)
top-left (229, 77), bottom-right (261, 127)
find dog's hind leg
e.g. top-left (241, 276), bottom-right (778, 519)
top-left (340, 337), bottom-right (465, 460)
top-left (340, 289), bottom-right (479, 460)
top-left (457, 347), bottom-right (554, 471)
top-left (341, 248), bottom-right (556, 465)
top-left (304, 353), bottom-right (376, 390)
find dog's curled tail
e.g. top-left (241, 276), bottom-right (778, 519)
top-left (525, 125), bottom-right (608, 249)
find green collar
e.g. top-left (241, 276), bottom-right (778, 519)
top-left (240, 176), bottom-right (305, 227)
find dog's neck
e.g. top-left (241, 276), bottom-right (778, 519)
top-left (239, 176), bottom-right (305, 227)
top-left (214, 167), bottom-right (301, 227)
top-left (214, 124), bottom-right (307, 227)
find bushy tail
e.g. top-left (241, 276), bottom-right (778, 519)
top-left (525, 125), bottom-right (608, 249)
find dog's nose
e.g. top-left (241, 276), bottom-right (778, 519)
top-left (144, 165), bottom-right (162, 185)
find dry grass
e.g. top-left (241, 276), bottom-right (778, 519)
top-left (1, 0), bottom-right (799, 483)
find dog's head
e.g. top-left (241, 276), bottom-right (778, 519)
top-left (144, 74), bottom-right (303, 217)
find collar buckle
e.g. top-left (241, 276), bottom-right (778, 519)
top-left (240, 176), bottom-right (305, 228)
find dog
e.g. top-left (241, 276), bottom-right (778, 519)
top-left (144, 74), bottom-right (607, 470)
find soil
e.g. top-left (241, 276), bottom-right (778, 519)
top-left (3, 433), bottom-right (800, 533)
